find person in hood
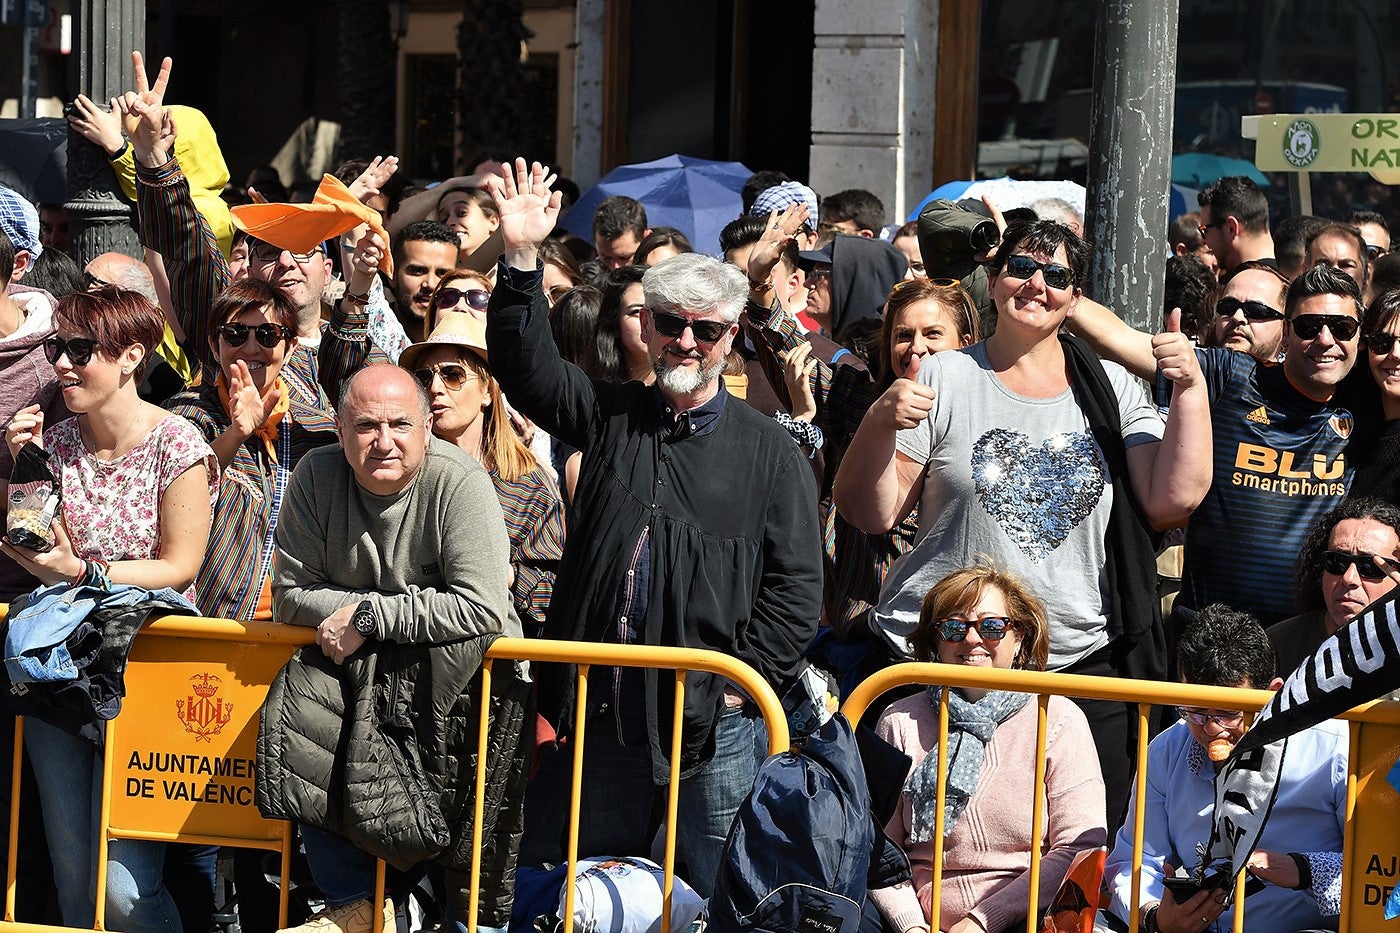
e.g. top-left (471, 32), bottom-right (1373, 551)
top-left (0, 228), bottom-right (68, 599)
top-left (798, 234), bottom-right (907, 337)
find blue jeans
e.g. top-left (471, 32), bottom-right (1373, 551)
top-left (519, 698), bottom-right (767, 899)
top-left (300, 824), bottom-right (378, 907)
top-left (23, 717), bottom-right (181, 932)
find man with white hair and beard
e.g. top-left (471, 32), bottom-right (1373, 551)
top-left (484, 160), bottom-right (821, 896)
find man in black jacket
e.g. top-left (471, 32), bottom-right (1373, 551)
top-left (484, 159), bottom-right (822, 897)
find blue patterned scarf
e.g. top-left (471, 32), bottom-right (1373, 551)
top-left (906, 686), bottom-right (1029, 843)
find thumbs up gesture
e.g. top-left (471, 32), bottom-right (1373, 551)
top-left (1152, 307), bottom-right (1201, 389)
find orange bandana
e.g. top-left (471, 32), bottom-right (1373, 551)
top-left (229, 173), bottom-right (394, 275)
top-left (217, 374), bottom-right (291, 462)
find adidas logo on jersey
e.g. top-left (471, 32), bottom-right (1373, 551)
top-left (1246, 406), bottom-right (1270, 425)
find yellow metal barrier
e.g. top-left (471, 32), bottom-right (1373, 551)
top-left (0, 621), bottom-right (789, 933)
top-left (842, 663), bottom-right (1400, 933)
top-left (468, 638), bottom-right (790, 933)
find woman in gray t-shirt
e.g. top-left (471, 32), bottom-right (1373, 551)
top-left (834, 218), bottom-right (1213, 823)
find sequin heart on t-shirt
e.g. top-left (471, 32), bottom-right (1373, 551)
top-left (970, 428), bottom-right (1106, 561)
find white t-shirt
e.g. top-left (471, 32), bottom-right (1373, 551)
top-left (871, 343), bottom-right (1165, 669)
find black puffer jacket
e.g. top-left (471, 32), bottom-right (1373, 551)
top-left (256, 634), bottom-right (531, 927)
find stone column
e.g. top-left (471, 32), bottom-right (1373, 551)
top-left (570, 0), bottom-right (606, 187)
top-left (1083, 0), bottom-right (1180, 332)
top-left (807, 0), bottom-right (938, 225)
top-left (65, 0), bottom-right (145, 268)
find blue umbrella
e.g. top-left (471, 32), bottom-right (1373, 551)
top-left (1171, 153), bottom-right (1269, 189)
top-left (905, 178), bottom-right (991, 221)
top-left (560, 155), bottom-right (754, 256)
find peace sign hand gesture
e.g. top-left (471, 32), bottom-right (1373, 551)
top-left (121, 51), bottom-right (175, 167)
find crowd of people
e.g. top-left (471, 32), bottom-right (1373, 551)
top-left (0, 49), bottom-right (1394, 933)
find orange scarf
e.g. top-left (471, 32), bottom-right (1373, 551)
top-left (217, 374), bottom-right (291, 462)
top-left (229, 173), bottom-right (394, 275)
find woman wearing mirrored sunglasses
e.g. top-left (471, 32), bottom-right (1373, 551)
top-left (399, 312), bottom-right (564, 635)
top-left (870, 563), bottom-right (1105, 933)
top-left (3, 285), bottom-right (217, 933)
top-left (1350, 288), bottom-right (1400, 503)
top-left (838, 219), bottom-right (1211, 828)
top-left (164, 278), bottom-right (340, 622)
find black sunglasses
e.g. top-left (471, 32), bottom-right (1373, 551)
top-left (413, 363), bottom-right (477, 391)
top-left (1289, 314), bottom-right (1360, 341)
top-left (217, 322), bottom-right (292, 349)
top-left (1197, 218), bottom-right (1227, 237)
top-left (1002, 254), bottom-right (1073, 291)
top-left (937, 617), bottom-right (1015, 642)
top-left (248, 240), bottom-right (323, 264)
top-left (1216, 296), bottom-right (1284, 322)
top-left (650, 309), bottom-right (731, 344)
top-left (433, 287), bottom-right (490, 312)
top-left (82, 271), bottom-right (111, 291)
top-left (1322, 550), bottom-right (1392, 581)
top-left (42, 335), bottom-right (99, 366)
top-left (1364, 332), bottom-right (1400, 355)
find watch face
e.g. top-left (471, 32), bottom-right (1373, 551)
top-left (353, 609), bottom-right (375, 636)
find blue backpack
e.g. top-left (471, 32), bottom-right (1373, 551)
top-left (708, 713), bottom-right (910, 933)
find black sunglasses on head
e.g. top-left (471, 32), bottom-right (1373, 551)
top-left (1002, 254), bottom-right (1073, 291)
top-left (1216, 296), bottom-right (1284, 322)
top-left (1322, 549), bottom-right (1392, 581)
top-left (433, 287), bottom-right (490, 311)
top-left (42, 335), bottom-right (99, 366)
top-left (1364, 332), bottom-right (1400, 355)
top-left (217, 322), bottom-right (292, 349)
top-left (1289, 314), bottom-right (1359, 341)
top-left (650, 309), bottom-right (731, 344)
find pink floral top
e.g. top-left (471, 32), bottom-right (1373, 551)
top-left (45, 414), bottom-right (218, 602)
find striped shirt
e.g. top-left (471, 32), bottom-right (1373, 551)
top-left (1166, 349), bottom-right (1353, 623)
top-left (138, 154), bottom-right (384, 618)
top-left (165, 386), bottom-right (339, 621)
top-left (490, 465), bottom-right (565, 636)
top-left (135, 154), bottom-right (386, 411)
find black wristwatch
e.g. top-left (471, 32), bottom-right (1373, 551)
top-left (352, 599), bottom-right (377, 638)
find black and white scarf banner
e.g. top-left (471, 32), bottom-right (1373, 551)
top-left (1197, 589), bottom-right (1400, 883)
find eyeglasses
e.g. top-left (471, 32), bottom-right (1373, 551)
top-left (649, 309), bottom-right (731, 344)
top-left (547, 285), bottom-right (574, 304)
top-left (1289, 313), bottom-right (1360, 341)
top-left (216, 322), bottom-right (292, 349)
top-left (413, 363), bottom-right (479, 392)
top-left (937, 617), bottom-right (1015, 642)
top-left (82, 271), bottom-right (110, 291)
top-left (42, 335), bottom-right (99, 366)
top-left (1216, 296), bottom-right (1284, 322)
top-left (248, 240), bottom-right (324, 264)
top-left (1363, 332), bottom-right (1400, 355)
top-left (1321, 549), bottom-right (1392, 581)
top-left (806, 267), bottom-right (832, 284)
top-left (1002, 254), bottom-right (1073, 291)
top-left (433, 287), bottom-right (491, 312)
top-left (1176, 707), bottom-right (1245, 728)
top-left (1197, 219), bottom-right (1227, 237)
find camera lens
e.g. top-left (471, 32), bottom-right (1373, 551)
top-left (968, 219), bottom-right (1000, 254)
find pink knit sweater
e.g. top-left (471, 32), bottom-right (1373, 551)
top-left (869, 692), bottom-right (1106, 933)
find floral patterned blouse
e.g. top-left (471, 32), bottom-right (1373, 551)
top-left (45, 414), bottom-right (219, 603)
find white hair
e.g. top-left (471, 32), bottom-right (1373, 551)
top-left (640, 252), bottom-right (748, 323)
